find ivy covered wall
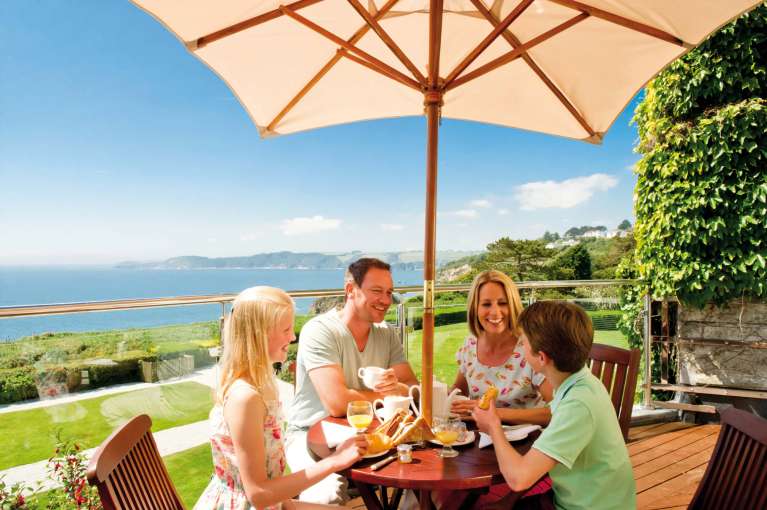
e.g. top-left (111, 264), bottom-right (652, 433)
top-left (632, 4), bottom-right (767, 308)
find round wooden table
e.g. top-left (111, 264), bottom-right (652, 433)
top-left (307, 416), bottom-right (539, 510)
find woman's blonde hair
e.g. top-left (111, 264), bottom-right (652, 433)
top-left (467, 270), bottom-right (524, 338)
top-left (217, 286), bottom-right (294, 404)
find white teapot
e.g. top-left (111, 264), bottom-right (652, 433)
top-left (408, 379), bottom-right (462, 419)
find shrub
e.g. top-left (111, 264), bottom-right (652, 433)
top-left (0, 367), bottom-right (38, 404)
top-left (632, 5), bottom-right (767, 308)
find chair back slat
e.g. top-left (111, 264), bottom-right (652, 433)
top-left (689, 408), bottom-right (767, 509)
top-left (87, 414), bottom-right (186, 510)
top-left (590, 359), bottom-right (603, 379)
top-left (136, 436), bottom-right (173, 509)
top-left (588, 343), bottom-right (640, 442)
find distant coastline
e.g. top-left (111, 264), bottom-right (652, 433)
top-left (114, 250), bottom-right (479, 271)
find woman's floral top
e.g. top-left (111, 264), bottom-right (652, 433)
top-left (456, 335), bottom-right (546, 408)
top-left (194, 380), bottom-right (287, 510)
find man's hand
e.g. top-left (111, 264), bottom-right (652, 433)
top-left (373, 368), bottom-right (406, 396)
top-left (472, 398), bottom-right (502, 435)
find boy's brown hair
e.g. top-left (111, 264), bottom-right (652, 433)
top-left (518, 301), bottom-right (593, 373)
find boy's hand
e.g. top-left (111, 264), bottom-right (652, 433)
top-left (472, 398), bottom-right (502, 435)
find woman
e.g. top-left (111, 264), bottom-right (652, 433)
top-left (450, 270), bottom-right (552, 424)
top-left (194, 286), bottom-right (367, 510)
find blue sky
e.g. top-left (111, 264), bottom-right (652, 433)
top-left (1, 1), bottom-right (640, 265)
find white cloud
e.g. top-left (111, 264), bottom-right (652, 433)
top-left (280, 215), bottom-right (341, 236)
top-left (453, 209), bottom-right (478, 218)
top-left (207, 237), bottom-right (217, 243)
top-left (469, 199), bottom-right (492, 208)
top-left (381, 223), bottom-right (404, 231)
top-left (240, 233), bottom-right (258, 241)
top-left (514, 173), bottom-right (618, 211)
top-left (497, 208), bottom-right (509, 216)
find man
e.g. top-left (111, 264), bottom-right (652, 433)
top-left (286, 257), bottom-right (420, 504)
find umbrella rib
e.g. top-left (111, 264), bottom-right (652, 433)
top-left (346, 0), bottom-right (427, 86)
top-left (192, 0), bottom-right (325, 49)
top-left (445, 12), bottom-right (589, 92)
top-left (468, 0), bottom-right (596, 139)
top-left (266, 0), bottom-right (402, 133)
top-left (547, 0), bottom-right (688, 47)
top-left (443, 0), bottom-right (534, 88)
top-left (280, 6), bottom-right (422, 92)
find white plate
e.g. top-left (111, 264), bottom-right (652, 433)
top-left (428, 430), bottom-right (475, 447)
top-left (362, 449), bottom-right (392, 459)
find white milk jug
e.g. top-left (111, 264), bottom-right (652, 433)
top-left (408, 379), bottom-right (461, 419)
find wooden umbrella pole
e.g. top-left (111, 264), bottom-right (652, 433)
top-left (422, 0), bottom-right (443, 427)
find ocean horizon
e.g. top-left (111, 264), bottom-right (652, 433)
top-left (0, 266), bottom-right (424, 341)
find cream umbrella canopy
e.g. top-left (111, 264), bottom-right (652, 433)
top-left (131, 0), bottom-right (762, 422)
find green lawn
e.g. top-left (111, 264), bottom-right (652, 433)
top-left (165, 443), bottom-right (214, 508)
top-left (0, 381), bottom-right (214, 470)
top-left (405, 322), bottom-right (629, 385)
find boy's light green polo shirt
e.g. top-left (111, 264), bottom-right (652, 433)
top-left (533, 367), bottom-right (636, 510)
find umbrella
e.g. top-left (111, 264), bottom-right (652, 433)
top-left (130, 0), bottom-right (761, 423)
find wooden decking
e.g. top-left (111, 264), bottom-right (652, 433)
top-left (629, 421), bottom-right (719, 510)
top-left (346, 421), bottom-right (721, 509)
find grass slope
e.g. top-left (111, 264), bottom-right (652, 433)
top-left (0, 381), bottom-right (213, 470)
top-left (165, 443), bottom-right (214, 508)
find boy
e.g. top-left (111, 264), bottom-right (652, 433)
top-left (473, 301), bottom-right (636, 510)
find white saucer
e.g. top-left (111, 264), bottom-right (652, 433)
top-left (362, 449), bottom-right (391, 459)
top-left (428, 430), bottom-right (475, 447)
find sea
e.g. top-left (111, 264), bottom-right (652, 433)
top-left (0, 266), bottom-right (424, 341)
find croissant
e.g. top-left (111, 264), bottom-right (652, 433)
top-left (478, 385), bottom-right (499, 410)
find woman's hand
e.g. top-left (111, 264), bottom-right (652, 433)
top-left (329, 435), bottom-right (367, 470)
top-left (451, 397), bottom-right (477, 416)
top-left (472, 399), bottom-right (502, 435)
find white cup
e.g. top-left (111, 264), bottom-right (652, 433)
top-left (373, 395), bottom-right (414, 421)
top-left (358, 366), bottom-right (386, 389)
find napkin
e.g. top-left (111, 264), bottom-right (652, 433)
top-left (321, 421), bottom-right (357, 448)
top-left (478, 424), bottom-right (541, 448)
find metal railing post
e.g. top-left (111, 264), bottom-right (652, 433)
top-left (397, 302), bottom-right (407, 352)
top-left (642, 292), bottom-right (654, 409)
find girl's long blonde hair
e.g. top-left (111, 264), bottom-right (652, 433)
top-left (217, 286), bottom-right (293, 404)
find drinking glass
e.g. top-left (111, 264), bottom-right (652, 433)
top-left (433, 416), bottom-right (461, 458)
top-left (347, 400), bottom-right (374, 434)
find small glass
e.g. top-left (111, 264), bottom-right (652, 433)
top-left (433, 416), bottom-right (461, 458)
top-left (347, 400), bottom-right (374, 434)
top-left (397, 443), bottom-right (413, 463)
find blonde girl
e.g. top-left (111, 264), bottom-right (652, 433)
top-left (195, 286), bottom-right (367, 510)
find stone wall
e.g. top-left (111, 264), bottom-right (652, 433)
top-left (677, 300), bottom-right (767, 391)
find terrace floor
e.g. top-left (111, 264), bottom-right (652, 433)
top-left (345, 421), bottom-right (720, 509)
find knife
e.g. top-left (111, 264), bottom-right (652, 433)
top-left (370, 454), bottom-right (397, 471)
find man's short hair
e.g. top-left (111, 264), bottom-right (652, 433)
top-left (518, 301), bottom-right (593, 373)
top-left (345, 258), bottom-right (392, 287)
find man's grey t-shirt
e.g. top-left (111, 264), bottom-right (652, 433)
top-left (287, 309), bottom-right (407, 432)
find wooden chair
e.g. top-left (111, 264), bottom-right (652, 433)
top-left (588, 343), bottom-right (641, 442)
top-left (86, 414), bottom-right (185, 510)
top-left (688, 407), bottom-right (767, 509)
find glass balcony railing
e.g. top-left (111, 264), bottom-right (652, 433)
top-left (0, 280), bottom-right (639, 506)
